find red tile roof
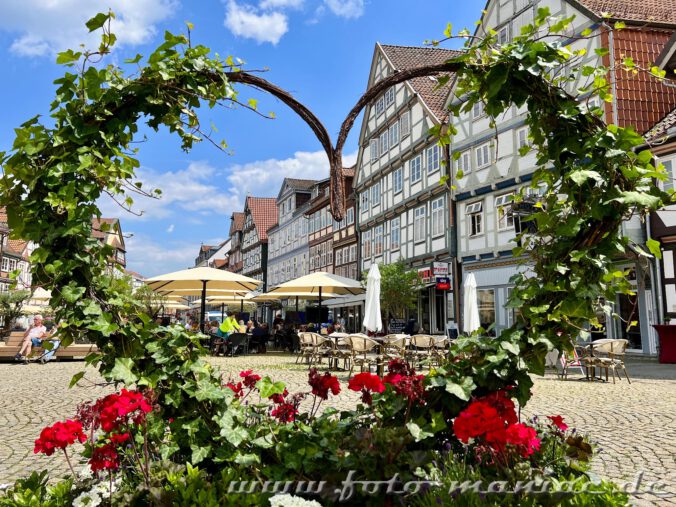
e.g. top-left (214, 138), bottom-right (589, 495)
top-left (343, 165), bottom-right (356, 178)
top-left (612, 28), bottom-right (676, 134)
top-left (91, 218), bottom-right (119, 239)
top-left (124, 269), bottom-right (145, 280)
top-left (380, 45), bottom-right (463, 120)
top-left (573, 0), bottom-right (676, 25)
top-left (245, 196), bottom-right (278, 242)
top-left (200, 244), bottom-right (215, 252)
top-left (230, 212), bottom-right (245, 235)
top-left (646, 106), bottom-right (676, 141)
top-left (213, 259), bottom-right (228, 269)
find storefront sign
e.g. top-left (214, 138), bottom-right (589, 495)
top-left (436, 277), bottom-right (450, 290)
top-left (432, 262), bottom-right (449, 276)
top-left (417, 266), bottom-right (433, 284)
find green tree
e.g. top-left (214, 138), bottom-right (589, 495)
top-left (365, 261), bottom-right (423, 321)
top-left (0, 290), bottom-right (31, 337)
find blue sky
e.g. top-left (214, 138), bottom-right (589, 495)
top-left (0, 0), bottom-right (480, 276)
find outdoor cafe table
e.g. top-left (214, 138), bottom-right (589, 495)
top-left (576, 339), bottom-right (616, 381)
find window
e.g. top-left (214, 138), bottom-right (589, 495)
top-left (371, 181), bottom-right (381, 207)
top-left (375, 97), bottom-right (385, 116)
top-left (517, 127), bottom-right (529, 150)
top-left (379, 131), bottom-right (389, 156)
top-left (363, 230), bottom-right (372, 258)
top-left (389, 122), bottom-right (400, 147)
top-left (370, 139), bottom-right (379, 161)
top-left (495, 193), bottom-right (515, 230)
top-left (384, 87), bottom-right (395, 107)
top-left (478, 289), bottom-right (496, 331)
top-left (414, 206), bottom-right (426, 242)
top-left (350, 244), bottom-right (357, 262)
top-left (410, 155), bottom-right (422, 183)
top-left (472, 101), bottom-right (484, 119)
top-left (374, 225), bottom-right (383, 255)
top-left (475, 142), bottom-right (491, 168)
top-left (393, 167), bottom-right (403, 194)
top-left (391, 217), bottom-right (400, 249)
top-left (431, 197), bottom-right (445, 237)
top-left (360, 191), bottom-right (369, 212)
top-left (426, 145), bottom-right (441, 173)
top-left (466, 201), bottom-right (483, 236)
top-left (498, 26), bottom-right (509, 44)
top-left (662, 158), bottom-right (674, 191)
top-left (400, 111), bottom-right (411, 137)
top-left (457, 150), bottom-right (471, 173)
top-left (347, 207), bottom-right (354, 225)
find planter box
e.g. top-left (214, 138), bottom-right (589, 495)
top-left (652, 325), bottom-right (676, 364)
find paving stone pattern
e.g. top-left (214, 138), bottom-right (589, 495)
top-left (0, 355), bottom-right (674, 505)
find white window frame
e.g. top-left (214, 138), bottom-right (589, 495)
top-left (389, 122), bottom-right (400, 147)
top-left (360, 191), bottom-right (369, 212)
top-left (391, 217), bottom-right (401, 250)
top-left (371, 181), bottom-right (381, 207)
top-left (410, 155), bottom-right (422, 183)
top-left (370, 139), bottom-right (378, 161)
top-left (379, 131), bottom-right (389, 156)
top-left (400, 111), bottom-right (411, 137)
top-left (374, 225), bottom-right (384, 255)
top-left (466, 201), bottom-right (484, 237)
top-left (363, 230), bottom-right (372, 258)
top-left (350, 244), bottom-right (357, 262)
top-left (495, 193), bottom-right (515, 231)
top-left (517, 127), bottom-right (529, 149)
top-left (475, 142), bottom-right (491, 169)
top-left (472, 101), bottom-right (485, 119)
top-left (346, 207), bottom-right (354, 225)
top-left (414, 206), bottom-right (426, 243)
top-left (393, 167), bottom-right (403, 194)
top-left (661, 157), bottom-right (674, 192)
top-left (375, 97), bottom-right (385, 116)
top-left (431, 197), bottom-right (445, 237)
top-left (457, 150), bottom-right (471, 173)
top-left (426, 145), bottom-right (441, 174)
top-left (384, 87), bottom-right (395, 107)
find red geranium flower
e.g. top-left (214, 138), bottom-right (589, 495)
top-left (269, 388), bottom-right (289, 404)
top-left (84, 389), bottom-right (153, 432)
top-left (270, 402), bottom-right (298, 423)
top-left (547, 415), bottom-right (568, 432)
top-left (89, 443), bottom-right (120, 472)
top-left (505, 423), bottom-right (541, 457)
top-left (348, 372), bottom-right (385, 405)
top-left (109, 433), bottom-right (131, 445)
top-left (34, 420), bottom-right (87, 456)
top-left (225, 381), bottom-right (244, 398)
top-left (239, 370), bottom-right (261, 389)
top-left (308, 368), bottom-right (340, 400)
top-left (453, 401), bottom-right (504, 443)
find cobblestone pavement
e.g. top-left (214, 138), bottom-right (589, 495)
top-left (0, 355), bottom-right (674, 505)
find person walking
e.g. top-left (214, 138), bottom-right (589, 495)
top-left (15, 314), bottom-right (47, 360)
top-left (215, 311), bottom-right (239, 355)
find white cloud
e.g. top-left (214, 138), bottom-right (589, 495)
top-left (166, 224), bottom-right (175, 233)
top-left (259, 0), bottom-right (304, 9)
top-left (226, 149), bottom-right (357, 199)
top-left (324, 0), bottom-right (364, 19)
top-left (124, 233), bottom-right (197, 276)
top-left (224, 0), bottom-right (288, 45)
top-left (99, 161), bottom-right (241, 221)
top-left (0, 0), bottom-right (177, 57)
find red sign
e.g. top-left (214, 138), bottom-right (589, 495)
top-left (436, 277), bottom-right (450, 290)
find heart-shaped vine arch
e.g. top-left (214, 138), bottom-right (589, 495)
top-left (0, 9), bottom-right (670, 409)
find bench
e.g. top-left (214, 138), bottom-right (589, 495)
top-left (0, 330), bottom-right (98, 361)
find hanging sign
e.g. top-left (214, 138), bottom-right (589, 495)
top-left (436, 277), bottom-right (451, 290)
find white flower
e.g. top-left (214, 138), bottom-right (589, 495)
top-left (92, 477), bottom-right (121, 495)
top-left (78, 465), bottom-right (94, 480)
top-left (269, 493), bottom-right (323, 507)
top-left (72, 490), bottom-right (102, 507)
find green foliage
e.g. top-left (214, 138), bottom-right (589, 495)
top-left (0, 290), bottom-right (31, 337)
top-left (0, 471), bottom-right (74, 507)
top-left (365, 261), bottom-right (423, 320)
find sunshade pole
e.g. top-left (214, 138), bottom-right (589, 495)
top-left (221, 303), bottom-right (225, 321)
top-left (295, 296), bottom-right (298, 314)
top-left (240, 299), bottom-right (243, 314)
top-left (200, 280), bottom-right (207, 333)
top-left (319, 287), bottom-right (322, 330)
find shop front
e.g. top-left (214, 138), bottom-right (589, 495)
top-left (323, 294), bottom-right (365, 334)
top-left (416, 262), bottom-right (454, 336)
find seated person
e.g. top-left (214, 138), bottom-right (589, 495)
top-left (249, 323), bottom-right (269, 353)
top-left (15, 314), bottom-right (47, 360)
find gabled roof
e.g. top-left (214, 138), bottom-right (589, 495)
top-left (343, 165), bottom-right (356, 178)
top-left (570, 0), bottom-right (676, 26)
top-left (645, 106), bottom-right (676, 142)
top-left (91, 218), bottom-right (125, 251)
top-left (124, 269), bottom-right (145, 280)
top-left (229, 212), bottom-right (245, 235)
top-left (379, 44), bottom-right (463, 121)
top-left (200, 244), bottom-right (216, 253)
top-left (4, 239), bottom-right (28, 259)
top-left (285, 178), bottom-right (317, 190)
top-left (245, 196), bottom-right (278, 242)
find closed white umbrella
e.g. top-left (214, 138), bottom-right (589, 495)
top-left (463, 273), bottom-right (481, 334)
top-left (145, 267), bottom-right (262, 332)
top-left (362, 264), bottom-right (382, 333)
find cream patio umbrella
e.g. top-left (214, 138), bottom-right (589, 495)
top-left (463, 273), bottom-right (481, 334)
top-left (145, 267), bottom-right (262, 332)
top-left (362, 264), bottom-right (382, 333)
top-left (268, 272), bottom-right (364, 328)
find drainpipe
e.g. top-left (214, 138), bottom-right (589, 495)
top-left (602, 22), bottom-right (619, 125)
top-left (442, 122), bottom-right (462, 331)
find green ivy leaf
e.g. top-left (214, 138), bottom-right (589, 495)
top-left (86, 12), bottom-right (110, 32)
top-left (646, 238), bottom-right (662, 259)
top-left (444, 377), bottom-right (476, 401)
top-left (190, 444), bottom-right (211, 465)
top-left (110, 358), bottom-right (138, 384)
top-left (69, 371), bottom-right (86, 388)
top-left (256, 377), bottom-right (286, 399)
top-left (406, 422), bottom-right (433, 442)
